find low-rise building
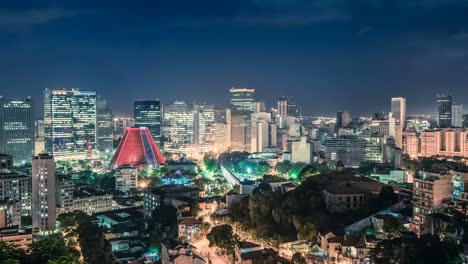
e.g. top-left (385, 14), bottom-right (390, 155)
top-left (0, 226), bottom-right (32, 250)
top-left (235, 240), bottom-right (278, 264)
top-left (73, 187), bottom-right (113, 215)
top-left (115, 165), bottom-right (138, 194)
top-left (143, 185), bottom-right (204, 220)
top-left (161, 239), bottom-right (206, 264)
top-left (178, 216), bottom-right (201, 241)
top-left (322, 180), bottom-right (385, 213)
top-left (166, 157), bottom-right (197, 172)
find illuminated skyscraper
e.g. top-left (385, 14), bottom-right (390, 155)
top-left (44, 89), bottom-right (97, 160)
top-left (437, 94), bottom-right (452, 128)
top-left (0, 97), bottom-right (34, 165)
top-left (163, 102), bottom-right (195, 155)
top-left (277, 96), bottom-right (301, 118)
top-left (32, 153), bottom-right (56, 234)
top-left (194, 104), bottom-right (215, 155)
top-left (230, 88), bottom-right (255, 152)
top-left (96, 96), bottom-right (113, 153)
top-left (391, 97), bottom-right (407, 129)
top-left (134, 100), bottom-right (162, 146)
top-left (452, 104), bottom-right (463, 128)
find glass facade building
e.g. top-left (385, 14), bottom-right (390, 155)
top-left (437, 94), bottom-right (452, 128)
top-left (96, 96), bottom-right (113, 153)
top-left (163, 101), bottom-right (195, 155)
top-left (134, 100), bottom-right (162, 146)
top-left (0, 97), bottom-right (34, 165)
top-left (44, 89), bottom-right (97, 160)
top-left (230, 88), bottom-right (255, 152)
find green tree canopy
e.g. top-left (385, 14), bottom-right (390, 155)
top-left (206, 224), bottom-right (237, 255)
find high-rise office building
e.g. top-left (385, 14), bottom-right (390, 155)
top-left (336, 111), bottom-right (350, 129)
top-left (0, 97), bottom-right (34, 165)
top-left (277, 96), bottom-right (301, 118)
top-left (391, 97), bottom-right (407, 129)
top-left (32, 153), bottom-right (56, 234)
top-left (96, 96), bottom-right (113, 153)
top-left (134, 100), bottom-right (162, 146)
top-left (163, 101), bottom-right (195, 155)
top-left (452, 104), bottom-right (463, 128)
top-left (437, 94), bottom-right (452, 128)
top-left (44, 89), bottom-right (97, 161)
top-left (193, 104), bottom-right (215, 155)
top-left (230, 88), bottom-right (255, 152)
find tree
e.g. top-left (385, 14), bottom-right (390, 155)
top-left (291, 252), bottom-right (307, 264)
top-left (148, 205), bottom-right (178, 245)
top-left (252, 181), bottom-right (272, 195)
top-left (151, 205), bottom-right (178, 230)
top-left (30, 238), bottom-right (74, 264)
top-left (203, 154), bottom-right (219, 173)
top-left (370, 235), bottom-right (463, 264)
top-left (188, 200), bottom-right (200, 217)
top-left (199, 222), bottom-right (211, 235)
top-left (275, 161), bottom-right (292, 176)
top-left (297, 223), bottom-right (317, 242)
top-left (0, 241), bottom-right (27, 263)
top-left (382, 217), bottom-right (404, 238)
top-left (47, 254), bottom-right (81, 264)
top-left (206, 224), bottom-right (237, 256)
top-left (298, 165), bottom-right (319, 181)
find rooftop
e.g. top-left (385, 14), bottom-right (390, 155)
top-left (179, 216), bottom-right (202, 226)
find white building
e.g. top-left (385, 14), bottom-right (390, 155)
top-left (291, 136), bottom-right (313, 164)
top-left (32, 153), bottom-right (56, 234)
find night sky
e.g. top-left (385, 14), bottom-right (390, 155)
top-left (1, 0), bottom-right (468, 116)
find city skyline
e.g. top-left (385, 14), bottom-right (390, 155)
top-left (2, 88), bottom-right (467, 118)
top-left (2, 1), bottom-right (468, 115)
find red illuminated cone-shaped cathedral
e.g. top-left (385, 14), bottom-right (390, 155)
top-left (110, 127), bottom-right (165, 168)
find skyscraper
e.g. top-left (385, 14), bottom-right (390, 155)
top-left (391, 97), bottom-right (407, 129)
top-left (134, 100), bottom-right (162, 146)
top-left (162, 101), bottom-right (195, 155)
top-left (437, 94), bottom-right (452, 128)
top-left (452, 104), bottom-right (463, 128)
top-left (336, 111), bottom-right (350, 129)
top-left (277, 96), bottom-right (301, 118)
top-left (96, 96), bottom-right (114, 153)
top-left (230, 88), bottom-right (255, 152)
top-left (0, 97), bottom-right (34, 165)
top-left (32, 153), bottom-right (56, 234)
top-left (193, 104), bottom-right (215, 155)
top-left (44, 89), bottom-right (97, 160)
